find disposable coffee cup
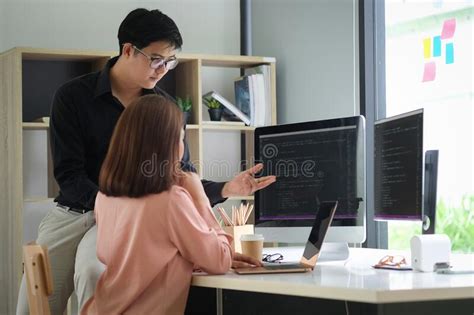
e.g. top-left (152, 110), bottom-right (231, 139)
top-left (240, 234), bottom-right (264, 261)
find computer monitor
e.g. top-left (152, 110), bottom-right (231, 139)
top-left (374, 109), bottom-right (424, 220)
top-left (254, 116), bottom-right (367, 257)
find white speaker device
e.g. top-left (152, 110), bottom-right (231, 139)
top-left (410, 234), bottom-right (451, 272)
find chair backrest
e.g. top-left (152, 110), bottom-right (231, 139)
top-left (23, 242), bottom-right (53, 315)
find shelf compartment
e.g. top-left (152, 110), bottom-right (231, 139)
top-left (21, 56), bottom-right (111, 122)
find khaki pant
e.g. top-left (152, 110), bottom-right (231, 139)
top-left (16, 206), bottom-right (105, 315)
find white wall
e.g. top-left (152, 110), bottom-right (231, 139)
top-left (252, 0), bottom-right (359, 124)
top-left (1, 0), bottom-right (240, 54)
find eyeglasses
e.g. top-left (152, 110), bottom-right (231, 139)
top-left (374, 255), bottom-right (407, 268)
top-left (262, 253), bottom-right (283, 263)
top-left (133, 46), bottom-right (179, 70)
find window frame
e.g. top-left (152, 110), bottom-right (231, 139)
top-left (359, 0), bottom-right (388, 249)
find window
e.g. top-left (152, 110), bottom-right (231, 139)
top-left (384, 0), bottom-right (473, 253)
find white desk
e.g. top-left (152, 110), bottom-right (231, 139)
top-left (190, 248), bottom-right (474, 314)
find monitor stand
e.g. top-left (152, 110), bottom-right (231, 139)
top-left (318, 242), bottom-right (350, 262)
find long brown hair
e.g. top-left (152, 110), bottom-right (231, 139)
top-left (99, 94), bottom-right (183, 197)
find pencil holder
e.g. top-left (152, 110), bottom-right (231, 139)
top-left (223, 224), bottom-right (254, 253)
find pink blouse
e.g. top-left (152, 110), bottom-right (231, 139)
top-left (81, 186), bottom-right (233, 315)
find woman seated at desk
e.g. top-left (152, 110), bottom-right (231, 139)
top-left (82, 95), bottom-right (242, 314)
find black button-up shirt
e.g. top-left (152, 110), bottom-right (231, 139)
top-left (50, 57), bottom-right (226, 211)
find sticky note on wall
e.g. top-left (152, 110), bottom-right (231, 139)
top-left (422, 62), bottom-right (436, 82)
top-left (446, 43), bottom-right (454, 64)
top-left (433, 36), bottom-right (441, 57)
top-left (423, 38), bottom-right (431, 59)
top-left (441, 18), bottom-right (456, 39)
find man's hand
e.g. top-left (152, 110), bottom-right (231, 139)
top-left (232, 252), bottom-right (263, 269)
top-left (221, 164), bottom-right (276, 198)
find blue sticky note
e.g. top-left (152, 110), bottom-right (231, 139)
top-left (446, 43), bottom-right (454, 64)
top-left (433, 36), bottom-right (441, 57)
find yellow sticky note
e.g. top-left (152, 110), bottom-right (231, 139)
top-left (423, 38), bottom-right (431, 59)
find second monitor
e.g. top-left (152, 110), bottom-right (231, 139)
top-left (374, 109), bottom-right (424, 220)
top-left (254, 116), bottom-right (366, 247)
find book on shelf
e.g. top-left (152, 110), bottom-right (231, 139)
top-left (234, 76), bottom-right (252, 118)
top-left (221, 109), bottom-right (241, 122)
top-left (234, 72), bottom-right (268, 127)
top-left (251, 73), bottom-right (266, 127)
top-left (202, 91), bottom-right (251, 125)
top-left (244, 65), bottom-right (272, 126)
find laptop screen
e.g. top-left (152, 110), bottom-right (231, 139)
top-left (301, 202), bottom-right (338, 266)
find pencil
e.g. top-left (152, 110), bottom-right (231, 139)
top-left (244, 204), bottom-right (253, 224)
top-left (217, 207), bottom-right (233, 226)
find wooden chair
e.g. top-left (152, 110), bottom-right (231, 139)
top-left (23, 242), bottom-right (53, 315)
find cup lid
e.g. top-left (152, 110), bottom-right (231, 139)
top-left (240, 234), bottom-right (264, 241)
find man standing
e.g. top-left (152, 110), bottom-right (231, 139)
top-left (17, 8), bottom-right (275, 315)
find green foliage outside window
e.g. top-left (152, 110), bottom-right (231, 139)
top-left (389, 194), bottom-right (474, 253)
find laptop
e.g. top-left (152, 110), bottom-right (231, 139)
top-left (235, 201), bottom-right (338, 275)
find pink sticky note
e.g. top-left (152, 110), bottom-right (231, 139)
top-left (441, 18), bottom-right (456, 39)
top-left (422, 62), bottom-right (436, 82)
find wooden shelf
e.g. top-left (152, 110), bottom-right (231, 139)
top-left (22, 122), bottom-right (48, 130)
top-left (199, 54), bottom-right (275, 68)
top-left (21, 123), bottom-right (200, 131)
top-left (3, 47), bottom-right (115, 61)
top-left (22, 122), bottom-right (255, 132)
top-left (185, 124), bottom-right (199, 130)
top-left (202, 122), bottom-right (255, 131)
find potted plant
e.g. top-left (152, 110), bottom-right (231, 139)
top-left (203, 97), bottom-right (223, 121)
top-left (176, 96), bottom-right (192, 124)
